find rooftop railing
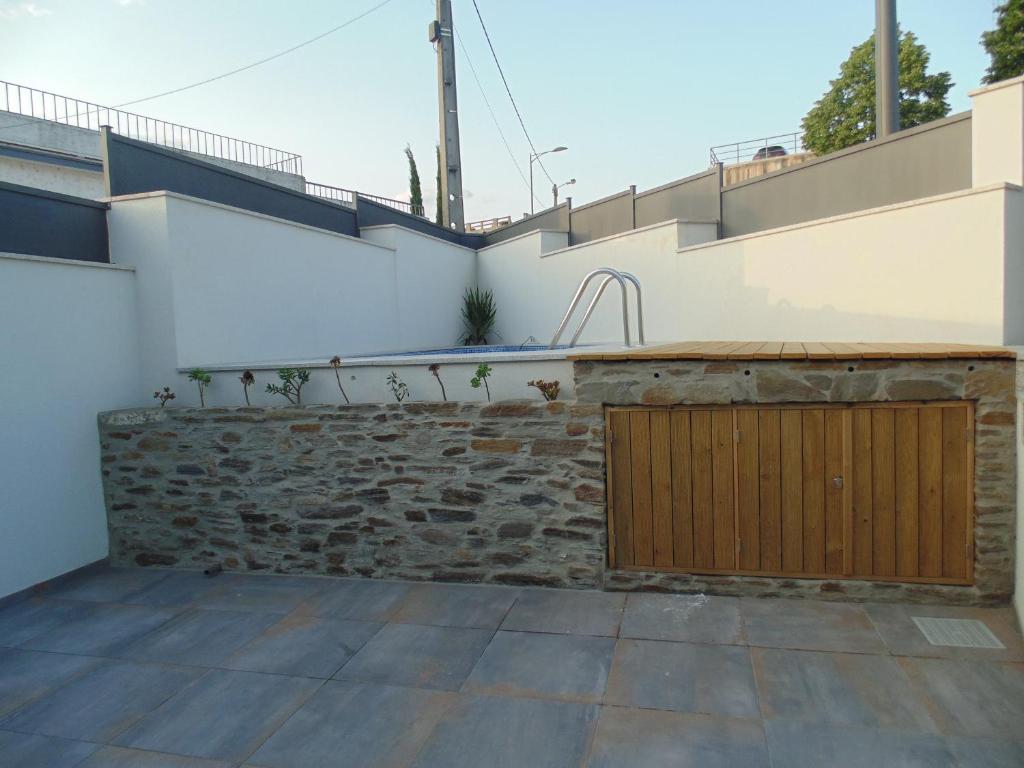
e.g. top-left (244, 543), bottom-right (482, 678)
top-left (709, 131), bottom-right (806, 166)
top-left (305, 181), bottom-right (425, 218)
top-left (1, 80), bottom-right (304, 175)
top-left (466, 216), bottom-right (511, 233)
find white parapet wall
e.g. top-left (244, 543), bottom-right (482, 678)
top-left (478, 186), bottom-right (1024, 347)
top-left (0, 253), bottom-right (142, 598)
top-left (108, 192), bottom-right (480, 406)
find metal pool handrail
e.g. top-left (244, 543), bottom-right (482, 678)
top-left (550, 267), bottom-right (644, 348)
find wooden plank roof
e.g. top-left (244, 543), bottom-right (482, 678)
top-left (568, 341), bottom-right (1016, 362)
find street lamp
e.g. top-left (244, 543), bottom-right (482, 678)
top-left (529, 146), bottom-right (567, 214)
top-left (552, 178), bottom-right (576, 206)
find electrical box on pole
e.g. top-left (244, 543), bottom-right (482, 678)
top-left (429, 0), bottom-right (465, 231)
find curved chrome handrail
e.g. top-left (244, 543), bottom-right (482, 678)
top-left (550, 267), bottom-right (644, 348)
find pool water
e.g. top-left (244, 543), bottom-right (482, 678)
top-left (386, 344), bottom-right (572, 357)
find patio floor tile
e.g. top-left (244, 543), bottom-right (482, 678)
top-left (500, 589), bottom-right (625, 637)
top-left (764, 719), bottom-right (956, 768)
top-left (80, 745), bottom-right (233, 767)
top-left (0, 648), bottom-right (102, 717)
top-left (463, 630), bottom-right (615, 703)
top-left (120, 608), bottom-right (279, 667)
top-left (619, 593), bottom-right (743, 645)
top-left (47, 567), bottom-right (173, 604)
top-left (114, 669), bottom-right (321, 762)
top-left (0, 729), bottom-right (98, 768)
top-left (865, 603), bottom-right (1024, 662)
top-left (18, 603), bottom-right (179, 656)
top-left (335, 622), bottom-right (491, 691)
top-left (1, 660), bottom-right (202, 742)
top-left (605, 639), bottom-right (759, 717)
top-left (0, 598), bottom-right (93, 647)
top-left (247, 681), bottom-right (456, 768)
top-left (194, 574), bottom-right (327, 614)
top-left (742, 598), bottom-right (886, 654)
top-left (391, 582), bottom-right (519, 629)
top-left (899, 658), bottom-right (1024, 737)
top-left (294, 578), bottom-right (412, 622)
top-left (224, 614), bottom-right (381, 678)
top-left (411, 693), bottom-right (599, 768)
top-left (752, 647), bottom-right (938, 731)
top-left (585, 707), bottom-right (768, 768)
top-left (945, 735), bottom-right (1024, 767)
top-left (120, 571), bottom-right (225, 608)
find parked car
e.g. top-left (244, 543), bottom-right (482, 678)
top-left (752, 145), bottom-right (787, 160)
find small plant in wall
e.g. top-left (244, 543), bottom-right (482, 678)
top-left (429, 363), bottom-right (447, 401)
top-left (459, 287), bottom-right (496, 346)
top-left (188, 368), bottom-right (212, 407)
top-left (153, 387), bottom-right (176, 408)
top-left (266, 368), bottom-right (310, 405)
top-left (528, 378), bottom-right (560, 401)
top-left (470, 363), bottom-right (493, 402)
top-left (239, 370), bottom-right (256, 405)
top-left (387, 371), bottom-right (410, 402)
top-left (329, 356), bottom-right (350, 404)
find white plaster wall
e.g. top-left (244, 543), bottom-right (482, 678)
top-left (360, 224), bottom-right (477, 350)
top-left (479, 189), bottom-right (1016, 347)
top-left (971, 75), bottom-right (1024, 188)
top-left (478, 221), bottom-right (719, 347)
top-left (0, 253), bottom-right (141, 598)
top-left (0, 155), bottom-right (104, 198)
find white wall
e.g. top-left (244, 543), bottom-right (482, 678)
top-left (971, 75), bottom-right (1024, 188)
top-left (478, 221), bottom-right (718, 347)
top-left (0, 253), bottom-right (141, 598)
top-left (479, 189), bottom-right (1020, 347)
top-left (0, 155), bottom-right (105, 198)
top-left (109, 192), bottom-right (482, 406)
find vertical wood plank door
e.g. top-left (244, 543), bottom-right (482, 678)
top-left (605, 402), bottom-right (973, 585)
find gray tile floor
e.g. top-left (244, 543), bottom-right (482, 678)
top-left (0, 568), bottom-right (1022, 768)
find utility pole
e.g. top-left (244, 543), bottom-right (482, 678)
top-left (428, 0), bottom-right (465, 231)
top-left (875, 0), bottom-right (899, 138)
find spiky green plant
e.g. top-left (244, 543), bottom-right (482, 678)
top-left (460, 288), bottom-right (496, 346)
top-left (387, 371), bottom-right (409, 402)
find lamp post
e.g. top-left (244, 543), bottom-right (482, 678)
top-left (529, 146), bottom-right (567, 214)
top-left (552, 178), bottom-right (576, 206)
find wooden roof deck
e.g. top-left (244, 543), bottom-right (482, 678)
top-left (568, 341), bottom-right (1016, 362)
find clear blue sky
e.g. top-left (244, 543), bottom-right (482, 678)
top-left (0, 0), bottom-right (999, 221)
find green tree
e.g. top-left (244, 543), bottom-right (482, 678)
top-left (435, 144), bottom-right (443, 225)
top-left (404, 144), bottom-right (423, 212)
top-left (801, 30), bottom-right (952, 156)
top-left (982, 0), bottom-right (1024, 85)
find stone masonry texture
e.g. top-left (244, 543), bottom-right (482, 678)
top-left (99, 401), bottom-right (606, 588)
top-left (99, 357), bottom-right (1016, 604)
top-left (573, 358), bottom-right (1016, 604)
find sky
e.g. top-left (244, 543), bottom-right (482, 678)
top-left (0, 0), bottom-right (1001, 222)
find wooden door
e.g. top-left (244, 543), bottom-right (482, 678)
top-left (606, 402), bottom-right (973, 584)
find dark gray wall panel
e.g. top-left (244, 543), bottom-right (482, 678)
top-left (0, 181), bottom-right (109, 262)
top-left (570, 190), bottom-right (634, 245)
top-left (356, 197), bottom-right (484, 249)
top-left (634, 169), bottom-right (720, 227)
top-left (721, 113), bottom-right (971, 238)
top-left (482, 203), bottom-right (569, 246)
top-left (103, 132), bottom-right (358, 237)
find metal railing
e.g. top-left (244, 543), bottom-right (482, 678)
top-left (710, 131), bottom-right (806, 166)
top-left (466, 216), bottom-right (511, 233)
top-left (1, 80), bottom-right (303, 175)
top-left (305, 181), bottom-right (425, 218)
top-left (550, 268), bottom-right (645, 348)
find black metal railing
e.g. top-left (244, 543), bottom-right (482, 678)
top-left (1, 80), bottom-right (303, 175)
top-left (305, 181), bottom-right (425, 218)
top-left (709, 131), bottom-right (805, 166)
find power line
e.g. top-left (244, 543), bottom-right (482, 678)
top-left (453, 26), bottom-right (540, 207)
top-left (0, 0), bottom-right (396, 133)
top-left (468, 0), bottom-right (556, 187)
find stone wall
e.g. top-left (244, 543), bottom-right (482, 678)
top-left (574, 357), bottom-right (1017, 604)
top-left (98, 401), bottom-right (606, 588)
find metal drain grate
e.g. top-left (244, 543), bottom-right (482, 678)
top-left (912, 617), bottom-right (1005, 649)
